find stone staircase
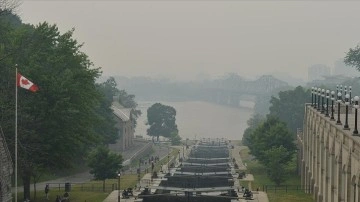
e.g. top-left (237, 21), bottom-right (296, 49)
top-left (0, 125), bottom-right (13, 202)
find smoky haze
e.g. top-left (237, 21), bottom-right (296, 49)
top-left (19, 1), bottom-right (360, 82)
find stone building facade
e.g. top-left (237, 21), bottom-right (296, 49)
top-left (111, 105), bottom-right (134, 151)
top-left (300, 103), bottom-right (360, 202)
top-left (0, 127), bottom-right (13, 202)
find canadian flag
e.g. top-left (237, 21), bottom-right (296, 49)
top-left (17, 73), bottom-right (39, 92)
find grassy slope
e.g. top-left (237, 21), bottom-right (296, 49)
top-left (239, 147), bottom-right (314, 202)
top-left (15, 148), bottom-right (180, 202)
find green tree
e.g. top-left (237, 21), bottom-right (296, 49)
top-left (253, 85), bottom-right (293, 116)
top-left (248, 116), bottom-right (295, 164)
top-left (87, 146), bottom-right (123, 191)
top-left (242, 113), bottom-right (264, 146)
top-left (345, 45), bottom-right (360, 71)
top-left (170, 131), bottom-right (182, 145)
top-left (0, 13), bottom-right (115, 199)
top-left (264, 146), bottom-right (290, 185)
top-left (269, 86), bottom-right (310, 134)
top-left (147, 103), bottom-right (178, 141)
top-left (95, 77), bottom-right (120, 144)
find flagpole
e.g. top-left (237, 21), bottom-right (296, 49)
top-left (15, 64), bottom-right (18, 202)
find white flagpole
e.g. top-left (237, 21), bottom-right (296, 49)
top-left (15, 64), bottom-right (18, 202)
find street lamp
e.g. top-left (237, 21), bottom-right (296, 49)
top-left (325, 90), bottom-right (330, 117)
top-left (317, 88), bottom-right (321, 111)
top-left (321, 89), bottom-right (325, 114)
top-left (118, 173), bottom-right (121, 202)
top-left (330, 91), bottom-right (335, 120)
top-left (311, 87), bottom-right (314, 107)
top-left (137, 158), bottom-right (141, 188)
top-left (168, 146), bottom-right (170, 173)
top-left (337, 92), bottom-right (342, 125)
top-left (350, 86), bottom-right (352, 102)
top-left (314, 87), bottom-right (317, 109)
top-left (344, 93), bottom-right (350, 130)
top-left (340, 85), bottom-right (343, 96)
top-left (353, 96), bottom-right (359, 135)
top-left (344, 85), bottom-right (347, 96)
top-left (183, 145), bottom-right (185, 158)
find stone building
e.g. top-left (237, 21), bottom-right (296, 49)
top-left (300, 103), bottom-right (360, 202)
top-left (111, 105), bottom-right (134, 151)
top-left (0, 127), bottom-right (13, 202)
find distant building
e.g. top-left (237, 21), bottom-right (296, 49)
top-left (111, 105), bottom-right (134, 151)
top-left (308, 64), bottom-right (331, 82)
top-left (0, 126), bottom-right (13, 202)
top-left (333, 59), bottom-right (359, 77)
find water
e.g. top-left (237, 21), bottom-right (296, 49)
top-left (135, 101), bottom-right (254, 141)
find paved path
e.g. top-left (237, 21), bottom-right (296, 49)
top-left (231, 143), bottom-right (269, 202)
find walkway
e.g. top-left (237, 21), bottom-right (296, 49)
top-left (231, 142), bottom-right (269, 202)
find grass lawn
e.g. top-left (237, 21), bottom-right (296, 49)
top-left (14, 148), bottom-right (181, 202)
top-left (239, 147), bottom-right (314, 202)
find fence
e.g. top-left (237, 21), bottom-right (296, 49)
top-left (262, 184), bottom-right (311, 193)
top-left (47, 182), bottom-right (120, 193)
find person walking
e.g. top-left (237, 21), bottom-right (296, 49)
top-left (45, 184), bottom-right (50, 200)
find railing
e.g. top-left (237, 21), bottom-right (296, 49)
top-left (262, 184), bottom-right (311, 193)
top-left (46, 182), bottom-right (120, 192)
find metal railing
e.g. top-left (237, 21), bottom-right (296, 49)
top-left (262, 184), bottom-right (311, 193)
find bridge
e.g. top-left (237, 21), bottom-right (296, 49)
top-left (120, 74), bottom-right (288, 108)
top-left (299, 87), bottom-right (360, 202)
top-left (199, 75), bottom-right (289, 107)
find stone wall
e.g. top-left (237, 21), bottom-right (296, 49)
top-left (300, 104), bottom-right (360, 202)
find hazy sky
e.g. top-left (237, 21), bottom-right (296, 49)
top-left (19, 1), bottom-right (360, 81)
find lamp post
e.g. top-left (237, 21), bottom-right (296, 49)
top-left (336, 85), bottom-right (339, 94)
top-left (317, 88), bottom-right (321, 111)
top-left (325, 90), bottom-right (330, 117)
top-left (344, 94), bottom-right (350, 130)
top-left (183, 145), bottom-right (185, 158)
top-left (340, 85), bottom-right (343, 96)
top-left (344, 86), bottom-right (347, 97)
top-left (314, 87), bottom-right (317, 109)
top-left (344, 85), bottom-right (347, 96)
top-left (354, 96), bottom-right (359, 135)
top-left (311, 87), bottom-right (314, 106)
top-left (350, 86), bottom-right (352, 103)
top-left (168, 146), bottom-right (170, 173)
top-left (118, 173), bottom-right (121, 202)
top-left (337, 92), bottom-right (342, 125)
top-left (331, 91), bottom-right (335, 120)
top-left (138, 158), bottom-right (141, 186)
top-left (321, 89), bottom-right (325, 114)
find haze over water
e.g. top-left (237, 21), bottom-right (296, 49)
top-left (135, 101), bottom-right (253, 141)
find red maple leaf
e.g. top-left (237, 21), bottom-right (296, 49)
top-left (21, 79), bottom-right (30, 85)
